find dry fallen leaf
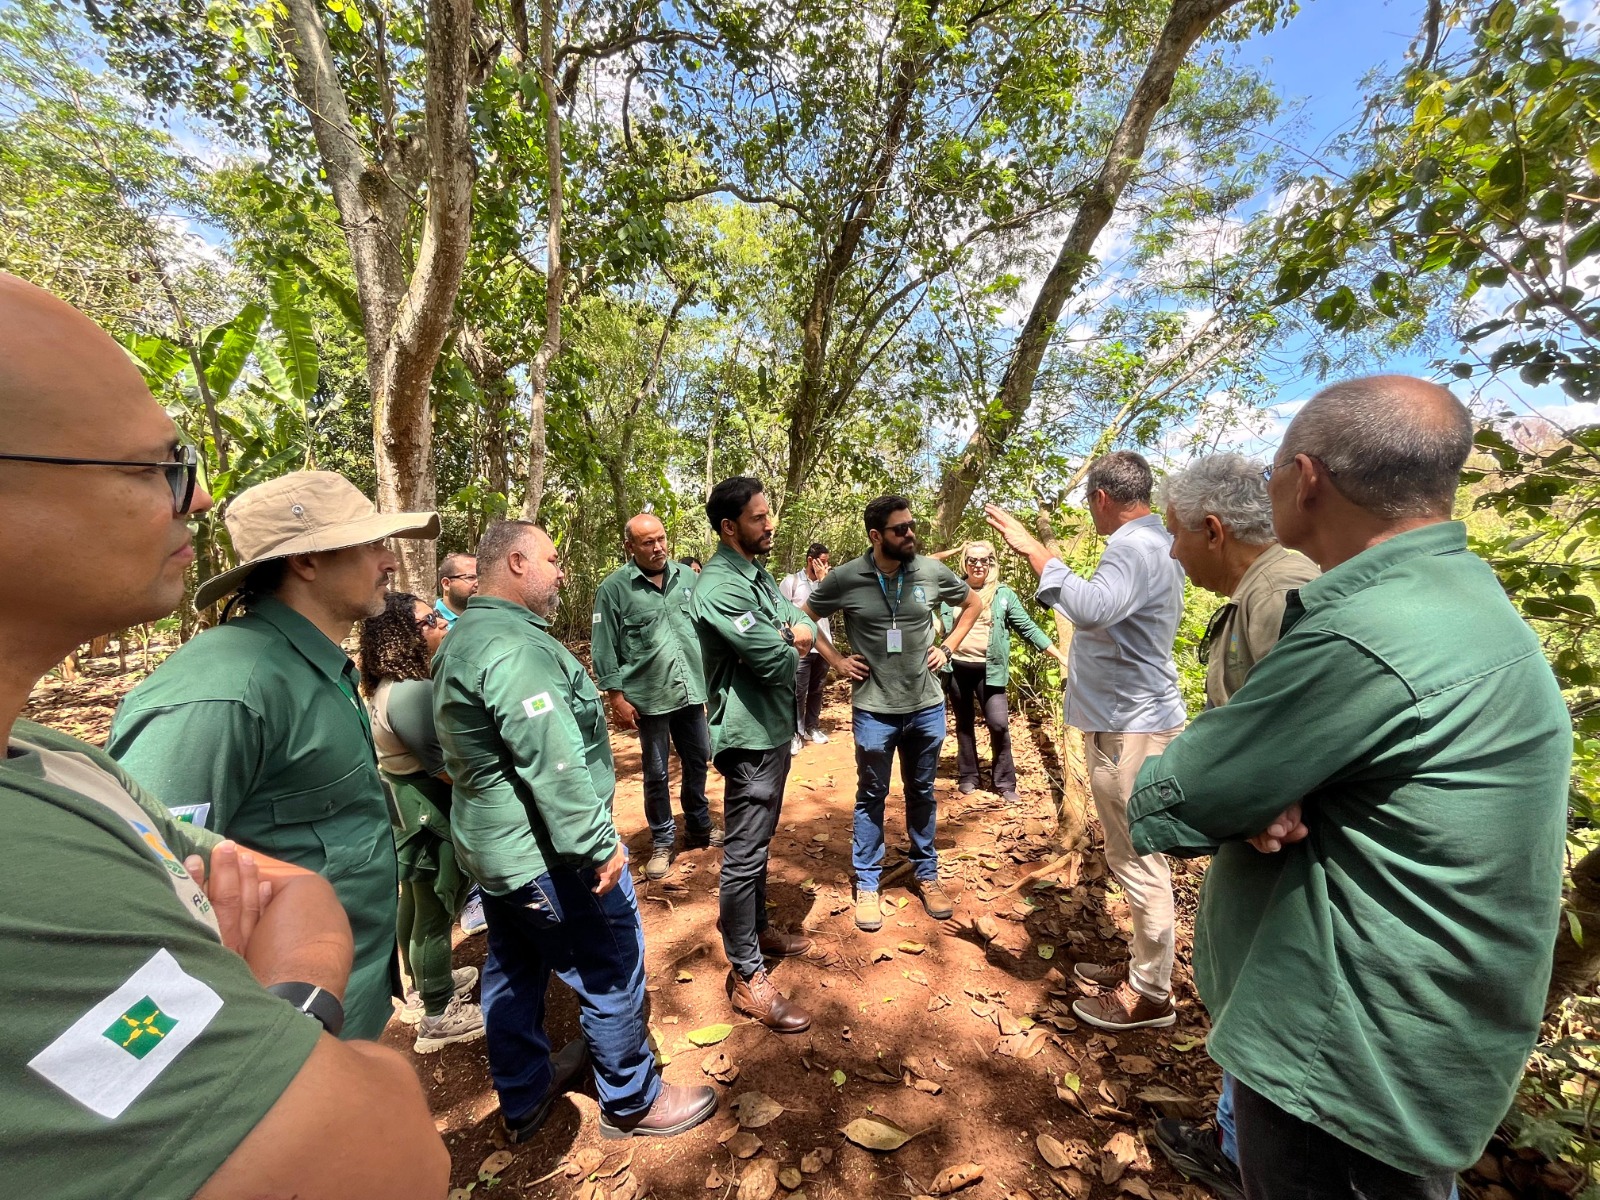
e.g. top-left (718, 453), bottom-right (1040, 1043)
top-left (898, 940), bottom-right (927, 954)
top-left (857, 1065), bottom-right (901, 1084)
top-left (1101, 1132), bottom-right (1139, 1184)
top-left (929, 1162), bottom-right (986, 1194)
top-left (702, 1050), bottom-right (741, 1084)
top-left (1116, 1055), bottom-right (1155, 1076)
top-left (873, 948), bottom-right (895, 963)
top-left (1037, 1134), bottom-right (1071, 1169)
top-left (676, 969), bottom-right (695, 983)
top-left (779, 1166), bottom-right (804, 1190)
top-left (739, 1159), bottom-right (779, 1200)
top-left (800, 1150), bottom-right (826, 1174)
top-left (610, 1170), bottom-right (644, 1200)
top-left (478, 1150), bottom-right (515, 1180)
top-left (1134, 1086), bottom-right (1204, 1120)
top-left (733, 1091), bottom-right (786, 1128)
top-left (1120, 1179), bottom-right (1155, 1200)
top-left (840, 1115), bottom-right (918, 1151)
top-left (995, 1009), bottom-right (1023, 1037)
top-left (595, 1149), bottom-right (634, 1179)
top-left (727, 1131), bottom-right (764, 1159)
top-left (1049, 1170), bottom-right (1091, 1200)
top-left (707, 1164), bottom-right (726, 1190)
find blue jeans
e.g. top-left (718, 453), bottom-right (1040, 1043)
top-left (1218, 1072), bottom-right (1238, 1164)
top-left (638, 704), bottom-right (712, 849)
top-left (852, 703), bottom-right (945, 891)
top-left (481, 868), bottom-right (660, 1124)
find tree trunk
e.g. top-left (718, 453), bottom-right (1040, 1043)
top-left (459, 323), bottom-right (515, 525)
top-left (1547, 844), bottom-right (1600, 1014)
top-left (931, 0), bottom-right (1244, 545)
top-left (279, 0), bottom-right (476, 591)
top-left (523, 0), bottom-right (564, 523)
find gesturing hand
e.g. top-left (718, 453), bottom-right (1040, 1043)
top-left (1248, 803), bottom-right (1309, 854)
top-left (984, 503), bottom-right (1048, 562)
top-left (183, 840), bottom-right (273, 959)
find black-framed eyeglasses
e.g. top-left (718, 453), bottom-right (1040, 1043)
top-left (442, 572), bottom-right (478, 582)
top-left (0, 443), bottom-right (199, 514)
top-left (887, 520), bottom-right (917, 537)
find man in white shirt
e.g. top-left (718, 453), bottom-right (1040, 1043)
top-left (986, 450), bottom-right (1185, 1030)
top-left (778, 542), bottom-right (832, 755)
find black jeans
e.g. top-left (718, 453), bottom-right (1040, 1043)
top-left (794, 651), bottom-right (827, 735)
top-left (1233, 1079), bottom-right (1457, 1200)
top-left (637, 704), bottom-right (712, 849)
top-left (948, 660), bottom-right (1015, 794)
top-left (713, 744), bottom-right (791, 979)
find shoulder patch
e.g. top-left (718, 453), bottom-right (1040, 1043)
top-left (733, 612), bottom-right (758, 633)
top-left (29, 948), bottom-right (223, 1119)
top-left (167, 803), bottom-right (211, 828)
top-left (522, 693), bottom-right (555, 719)
top-left (592, 611), bottom-right (603, 624)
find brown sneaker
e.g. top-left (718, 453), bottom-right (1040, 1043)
top-left (1072, 981), bottom-right (1176, 1030)
top-left (854, 889), bottom-right (883, 932)
top-left (1073, 960), bottom-right (1128, 989)
top-left (916, 878), bottom-right (954, 921)
top-left (758, 928), bottom-right (813, 958)
top-left (598, 1083), bottom-right (719, 1140)
top-left (731, 968), bottom-right (813, 1032)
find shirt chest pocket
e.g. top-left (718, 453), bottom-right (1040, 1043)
top-left (571, 689), bottom-right (607, 746)
top-left (271, 765), bottom-right (386, 882)
top-left (622, 615), bottom-right (658, 655)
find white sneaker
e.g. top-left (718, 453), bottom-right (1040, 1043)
top-left (808, 728), bottom-right (829, 744)
top-left (414, 995), bottom-right (486, 1053)
top-left (790, 734), bottom-right (804, 756)
top-left (459, 888), bottom-right (488, 936)
top-left (396, 966), bottom-right (479, 1024)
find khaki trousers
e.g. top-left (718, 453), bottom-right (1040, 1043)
top-left (1086, 726), bottom-right (1183, 1001)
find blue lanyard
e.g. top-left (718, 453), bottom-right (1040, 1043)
top-left (874, 565), bottom-right (904, 627)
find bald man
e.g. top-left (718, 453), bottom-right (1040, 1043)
top-left (592, 513), bottom-right (720, 881)
top-left (1126, 377), bottom-right (1569, 1197)
top-left (0, 274), bottom-right (447, 1198)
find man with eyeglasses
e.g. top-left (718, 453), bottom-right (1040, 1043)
top-left (803, 495), bottom-right (980, 934)
top-left (592, 512), bottom-right (722, 881)
top-left (436, 552), bottom-right (477, 627)
top-left (985, 451), bottom-right (1185, 1032)
top-left (0, 273), bottom-right (447, 1197)
top-left (109, 471), bottom-right (440, 1041)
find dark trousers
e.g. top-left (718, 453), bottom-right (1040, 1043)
top-left (638, 704), bottom-right (712, 849)
top-left (794, 652), bottom-right (827, 735)
top-left (481, 868), bottom-right (660, 1124)
top-left (948, 660), bottom-right (1015, 794)
top-left (713, 744), bottom-right (791, 979)
top-left (1233, 1079), bottom-right (1457, 1200)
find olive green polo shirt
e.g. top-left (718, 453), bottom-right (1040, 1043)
top-left (107, 596), bottom-right (399, 1041)
top-left (7, 720), bottom-right (322, 1199)
top-left (591, 557), bottom-right (707, 715)
top-left (1128, 522), bottom-right (1570, 1173)
top-left (691, 545), bottom-right (817, 756)
top-left (432, 595), bottom-right (620, 895)
top-left (805, 551), bottom-right (971, 714)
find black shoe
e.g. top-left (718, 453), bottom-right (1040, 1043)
top-left (683, 826), bottom-right (725, 849)
top-left (504, 1039), bottom-right (591, 1144)
top-left (644, 846), bottom-right (673, 880)
top-left (1151, 1118), bottom-right (1243, 1200)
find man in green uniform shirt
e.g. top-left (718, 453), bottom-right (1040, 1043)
top-left (692, 476), bottom-right (819, 1032)
top-left (109, 470), bottom-right (440, 1040)
top-left (0, 272), bottom-right (446, 1199)
top-left (804, 494), bottom-right (980, 933)
top-left (1128, 377), bottom-right (1570, 1197)
top-left (593, 511), bottom-right (721, 880)
top-left (434, 520), bottom-right (716, 1141)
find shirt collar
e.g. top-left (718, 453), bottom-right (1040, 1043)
top-left (711, 543), bottom-right (761, 580)
top-left (1108, 512), bottom-right (1163, 544)
top-left (1231, 542), bottom-right (1290, 597)
top-left (464, 593), bottom-right (551, 629)
top-left (1296, 521), bottom-right (1467, 612)
top-left (247, 596), bottom-right (356, 685)
top-left (625, 556), bottom-right (679, 589)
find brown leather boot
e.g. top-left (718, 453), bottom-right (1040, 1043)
top-left (598, 1083), bottom-right (718, 1139)
top-left (731, 968), bottom-right (813, 1032)
top-left (758, 927), bottom-right (813, 958)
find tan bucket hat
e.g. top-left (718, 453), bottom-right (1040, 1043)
top-left (196, 470), bottom-right (440, 610)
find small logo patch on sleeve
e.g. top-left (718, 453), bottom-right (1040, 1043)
top-left (28, 948), bottom-right (222, 1119)
top-left (733, 612), bottom-right (757, 633)
top-left (592, 611), bottom-right (603, 624)
top-left (167, 803), bottom-right (212, 828)
top-left (522, 693), bottom-right (555, 718)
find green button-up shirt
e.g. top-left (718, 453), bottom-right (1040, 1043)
top-left (1128, 522), bottom-right (1570, 1174)
top-left (591, 557), bottom-right (707, 715)
top-left (107, 596), bottom-right (398, 1041)
top-left (432, 595), bottom-right (620, 895)
top-left (691, 545), bottom-right (817, 756)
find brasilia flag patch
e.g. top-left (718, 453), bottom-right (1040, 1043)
top-left (522, 692), bottom-right (555, 718)
top-left (29, 948), bottom-right (222, 1119)
top-left (733, 612), bottom-right (758, 633)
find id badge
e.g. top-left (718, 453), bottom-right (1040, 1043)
top-left (886, 628), bottom-right (903, 654)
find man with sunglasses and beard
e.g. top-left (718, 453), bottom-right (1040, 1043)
top-left (803, 496), bottom-right (981, 935)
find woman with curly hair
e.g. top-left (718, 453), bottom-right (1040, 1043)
top-left (359, 591), bottom-right (484, 1052)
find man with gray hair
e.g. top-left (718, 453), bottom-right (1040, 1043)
top-left (1128, 377), bottom-right (1569, 1197)
top-left (986, 449), bottom-right (1186, 1031)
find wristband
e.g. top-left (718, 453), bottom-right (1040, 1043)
top-left (267, 982), bottom-right (345, 1036)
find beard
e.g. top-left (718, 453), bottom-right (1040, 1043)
top-left (526, 580), bottom-right (563, 619)
top-left (738, 530), bottom-right (773, 557)
top-left (883, 538), bottom-right (916, 563)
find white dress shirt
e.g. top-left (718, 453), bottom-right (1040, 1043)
top-left (1036, 512), bottom-right (1185, 733)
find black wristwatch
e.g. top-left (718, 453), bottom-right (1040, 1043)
top-left (781, 625), bottom-right (796, 646)
top-left (267, 982), bottom-right (345, 1036)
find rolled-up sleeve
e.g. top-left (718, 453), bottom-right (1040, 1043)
top-left (1036, 549), bottom-right (1147, 631)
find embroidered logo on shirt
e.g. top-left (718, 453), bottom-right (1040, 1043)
top-left (29, 948), bottom-right (222, 1118)
top-left (522, 693), bottom-right (555, 718)
top-left (733, 612), bottom-right (757, 633)
top-left (913, 585), bottom-right (927, 604)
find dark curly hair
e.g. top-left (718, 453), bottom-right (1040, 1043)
top-left (358, 592), bottom-right (432, 697)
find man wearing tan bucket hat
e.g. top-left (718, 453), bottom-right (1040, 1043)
top-left (109, 471), bottom-right (440, 1041)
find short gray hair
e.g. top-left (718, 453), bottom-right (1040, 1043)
top-left (1084, 450), bottom-right (1153, 505)
top-left (1279, 375), bottom-right (1473, 519)
top-left (1161, 454), bottom-right (1276, 545)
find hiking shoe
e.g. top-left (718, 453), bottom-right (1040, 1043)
top-left (808, 728), bottom-right (829, 744)
top-left (731, 968), bottom-right (813, 1032)
top-left (854, 889), bottom-right (883, 932)
top-left (758, 927), bottom-right (813, 958)
top-left (644, 846), bottom-right (673, 880)
top-left (1152, 1118), bottom-right (1243, 1200)
top-left (396, 966), bottom-right (480, 1025)
top-left (459, 887), bottom-right (488, 935)
top-left (1072, 981), bottom-right (1176, 1030)
top-left (958, 781), bottom-right (978, 796)
top-left (599, 1084), bottom-right (719, 1140)
top-left (1073, 960), bottom-right (1128, 989)
top-left (1000, 789), bottom-right (1020, 804)
top-left (505, 1039), bottom-right (591, 1144)
top-left (916, 878), bottom-right (955, 921)
top-left (414, 995), bottom-right (486, 1053)
top-left (684, 825), bottom-right (725, 849)
top-left (790, 734), bottom-right (805, 756)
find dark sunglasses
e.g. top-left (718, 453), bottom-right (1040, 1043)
top-left (886, 520), bottom-right (917, 537)
top-left (0, 443), bottom-right (199, 514)
top-left (416, 611), bottom-right (446, 630)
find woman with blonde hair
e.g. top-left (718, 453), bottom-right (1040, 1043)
top-left (939, 540), bottom-right (1065, 802)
